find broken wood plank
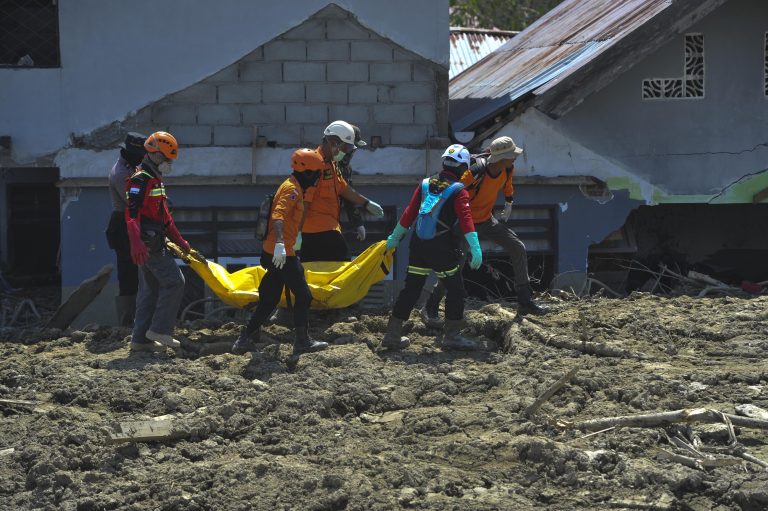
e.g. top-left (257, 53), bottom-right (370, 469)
top-left (519, 320), bottom-right (650, 360)
top-left (106, 419), bottom-right (184, 444)
top-left (47, 264), bottom-right (113, 329)
top-left (0, 448), bottom-right (15, 457)
top-left (523, 366), bottom-right (579, 418)
top-left (0, 398), bottom-right (39, 407)
top-left (565, 408), bottom-right (768, 432)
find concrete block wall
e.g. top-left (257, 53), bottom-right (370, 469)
top-left (122, 4), bottom-right (447, 149)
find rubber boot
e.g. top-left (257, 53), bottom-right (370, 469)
top-left (380, 316), bottom-right (410, 350)
top-left (129, 340), bottom-right (164, 353)
top-left (292, 327), bottom-right (328, 355)
top-left (420, 291), bottom-right (444, 328)
top-left (269, 308), bottom-right (294, 327)
top-left (145, 330), bottom-right (181, 349)
top-left (516, 284), bottom-right (550, 316)
top-left (232, 327), bottom-right (260, 355)
top-left (440, 320), bottom-right (478, 350)
top-left (115, 295), bottom-right (136, 327)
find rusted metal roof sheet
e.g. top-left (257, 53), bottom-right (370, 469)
top-left (450, 0), bottom-right (674, 131)
top-left (450, 27), bottom-right (517, 79)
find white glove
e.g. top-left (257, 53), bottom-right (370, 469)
top-left (356, 225), bottom-right (366, 241)
top-left (272, 242), bottom-right (286, 269)
top-left (499, 201), bottom-right (513, 222)
top-left (365, 200), bottom-right (384, 217)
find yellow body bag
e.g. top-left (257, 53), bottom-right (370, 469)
top-left (173, 241), bottom-right (393, 310)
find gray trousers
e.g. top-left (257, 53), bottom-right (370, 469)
top-left (132, 250), bottom-right (185, 341)
top-left (427, 215), bottom-right (530, 306)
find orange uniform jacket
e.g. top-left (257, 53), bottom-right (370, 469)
top-left (461, 163), bottom-right (515, 224)
top-left (263, 175), bottom-right (304, 257)
top-left (302, 149), bottom-right (348, 234)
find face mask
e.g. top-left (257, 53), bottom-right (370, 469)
top-left (158, 161), bottom-right (173, 174)
top-left (332, 150), bottom-right (346, 162)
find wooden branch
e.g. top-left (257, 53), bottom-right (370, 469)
top-left (567, 408), bottom-right (768, 432)
top-left (47, 264), bottom-right (113, 329)
top-left (0, 398), bottom-right (39, 408)
top-left (519, 320), bottom-right (650, 360)
top-left (523, 366), bottom-right (579, 418)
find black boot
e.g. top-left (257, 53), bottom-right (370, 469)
top-left (232, 327), bottom-right (260, 355)
top-left (516, 285), bottom-right (550, 315)
top-left (440, 319), bottom-right (478, 350)
top-left (115, 295), bottom-right (136, 327)
top-left (292, 327), bottom-right (328, 355)
top-left (420, 292), bottom-right (443, 328)
top-left (380, 316), bottom-right (410, 350)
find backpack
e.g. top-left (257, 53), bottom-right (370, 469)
top-left (465, 156), bottom-right (513, 199)
top-left (414, 178), bottom-right (464, 240)
top-left (254, 194), bottom-right (274, 241)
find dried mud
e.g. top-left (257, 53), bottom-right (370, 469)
top-left (1, 294), bottom-right (767, 510)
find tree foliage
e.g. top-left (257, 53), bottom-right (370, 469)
top-left (449, 0), bottom-right (564, 31)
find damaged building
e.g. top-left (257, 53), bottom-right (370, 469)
top-left (450, 0), bottom-right (768, 292)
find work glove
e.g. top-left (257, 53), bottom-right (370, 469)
top-left (294, 233), bottom-right (302, 251)
top-left (356, 225), bottom-right (366, 241)
top-left (165, 222), bottom-right (190, 253)
top-left (272, 242), bottom-right (286, 269)
top-left (126, 218), bottom-right (149, 266)
top-left (499, 201), bottom-right (513, 222)
top-left (386, 223), bottom-right (409, 251)
top-left (464, 231), bottom-right (483, 270)
top-left (365, 199), bottom-right (384, 218)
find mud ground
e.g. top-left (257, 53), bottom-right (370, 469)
top-left (1, 293), bottom-right (767, 510)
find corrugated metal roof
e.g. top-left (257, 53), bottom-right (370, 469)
top-left (449, 27), bottom-right (517, 79)
top-left (450, 0), bottom-right (674, 131)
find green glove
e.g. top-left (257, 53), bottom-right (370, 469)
top-left (386, 223), bottom-right (409, 250)
top-left (464, 231), bottom-right (482, 270)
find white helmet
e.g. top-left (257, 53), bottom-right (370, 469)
top-left (441, 144), bottom-right (470, 167)
top-left (323, 120), bottom-right (356, 145)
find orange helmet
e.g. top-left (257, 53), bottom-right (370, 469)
top-left (291, 148), bottom-right (325, 172)
top-left (144, 131), bottom-right (178, 160)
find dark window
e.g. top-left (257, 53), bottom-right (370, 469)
top-left (0, 0), bottom-right (60, 67)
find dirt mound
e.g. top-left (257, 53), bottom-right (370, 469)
top-left (1, 294), bottom-right (767, 510)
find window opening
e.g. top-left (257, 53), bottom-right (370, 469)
top-left (0, 0), bottom-right (60, 67)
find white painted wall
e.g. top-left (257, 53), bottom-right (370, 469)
top-left (0, 0), bottom-right (449, 163)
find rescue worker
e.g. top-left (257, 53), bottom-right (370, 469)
top-left (299, 120), bottom-right (385, 262)
top-left (338, 125), bottom-right (369, 242)
top-left (421, 136), bottom-right (548, 324)
top-left (382, 144), bottom-right (483, 351)
top-left (233, 149), bottom-right (328, 356)
top-left (125, 131), bottom-right (190, 353)
top-left (106, 132), bottom-right (145, 326)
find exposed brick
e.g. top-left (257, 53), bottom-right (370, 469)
top-left (301, 124), bottom-right (328, 145)
top-left (351, 41), bottom-right (393, 61)
top-left (327, 62), bottom-right (368, 82)
top-left (284, 62), bottom-right (326, 82)
top-left (242, 105), bottom-right (285, 124)
top-left (313, 4), bottom-right (348, 19)
top-left (198, 105), bottom-right (241, 125)
top-left (326, 19), bottom-right (371, 39)
top-left (356, 125), bottom-right (391, 146)
top-left (262, 83), bottom-right (305, 102)
top-left (281, 19), bottom-right (325, 39)
top-left (348, 84), bottom-right (378, 103)
top-left (241, 47), bottom-right (263, 61)
top-left (390, 125), bottom-right (429, 146)
top-left (152, 104), bottom-right (196, 125)
top-left (264, 40), bottom-right (306, 61)
top-left (203, 64), bottom-right (239, 83)
top-left (393, 48), bottom-right (419, 61)
top-left (370, 63), bottom-right (412, 82)
top-left (329, 105), bottom-right (370, 124)
top-left (214, 126), bottom-right (253, 146)
top-left (414, 104), bottom-right (437, 125)
top-left (390, 83), bottom-right (434, 103)
top-left (240, 61), bottom-right (282, 82)
top-left (168, 125), bottom-right (212, 146)
top-left (413, 62), bottom-right (436, 82)
top-left (286, 105), bottom-right (328, 124)
top-left (307, 41), bottom-right (349, 61)
top-left (373, 104), bottom-right (413, 124)
top-left (257, 125), bottom-right (302, 145)
top-left (306, 84), bottom-right (347, 103)
top-left (217, 83), bottom-right (262, 104)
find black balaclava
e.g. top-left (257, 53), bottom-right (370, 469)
top-left (293, 170), bottom-right (321, 190)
